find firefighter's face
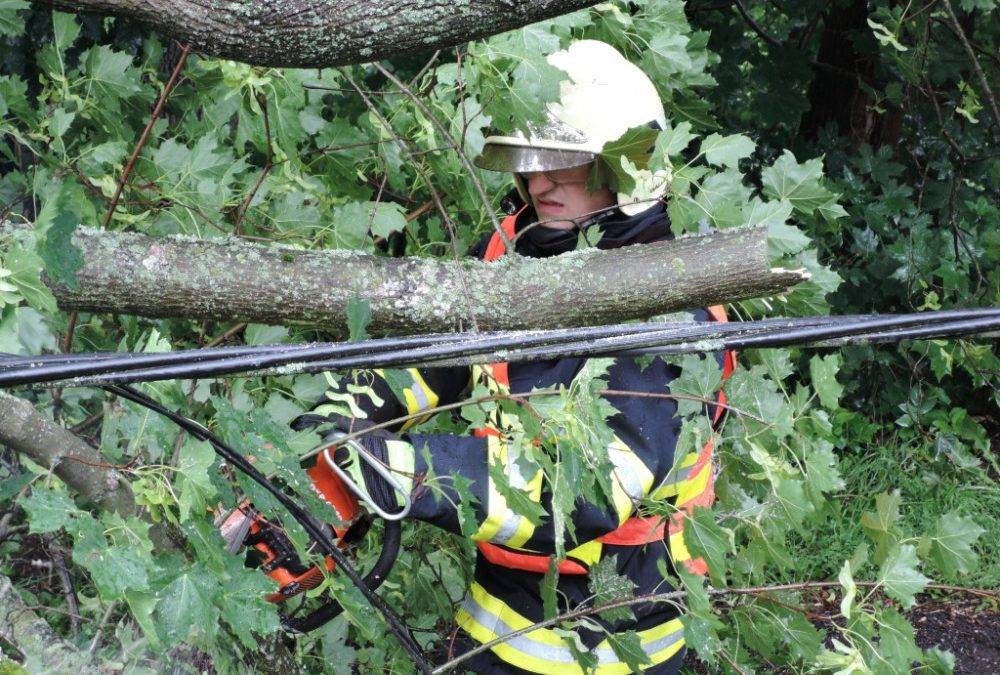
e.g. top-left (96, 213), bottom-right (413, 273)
top-left (523, 163), bottom-right (615, 230)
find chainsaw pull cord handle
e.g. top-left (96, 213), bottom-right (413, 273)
top-left (320, 432), bottom-right (412, 521)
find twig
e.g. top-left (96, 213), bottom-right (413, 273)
top-left (234, 91), bottom-right (275, 233)
top-left (342, 69), bottom-right (482, 331)
top-left (940, 0), bottom-right (1000, 131)
top-left (732, 0), bottom-right (782, 48)
top-left (300, 387), bottom-right (759, 463)
top-left (372, 62), bottom-right (513, 253)
top-left (87, 601), bottom-right (117, 657)
top-left (44, 536), bottom-right (81, 636)
top-left (433, 580), bottom-right (999, 673)
top-left (102, 44), bottom-right (190, 227)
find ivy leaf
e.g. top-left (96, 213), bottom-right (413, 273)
top-left (878, 544), bottom-right (928, 608)
top-left (683, 506), bottom-right (734, 586)
top-left (927, 511), bottom-right (984, 578)
top-left (40, 209), bottom-right (84, 290)
top-left (605, 631), bottom-right (651, 672)
top-left (20, 487), bottom-right (81, 533)
top-left (809, 354), bottom-right (843, 410)
top-left (700, 133), bottom-right (755, 168)
top-left (156, 569), bottom-right (219, 642)
top-left (761, 150), bottom-right (837, 215)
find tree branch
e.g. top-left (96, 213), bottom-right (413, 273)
top-left (0, 574), bottom-right (84, 669)
top-left (32, 0), bottom-right (603, 68)
top-left (0, 222), bottom-right (807, 334)
top-left (940, 0), bottom-right (1000, 131)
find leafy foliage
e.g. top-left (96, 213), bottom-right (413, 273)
top-left (0, 0), bottom-right (995, 672)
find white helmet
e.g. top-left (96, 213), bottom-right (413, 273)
top-left (474, 40), bottom-right (668, 216)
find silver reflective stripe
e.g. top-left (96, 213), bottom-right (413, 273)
top-left (462, 594), bottom-right (682, 665)
top-left (493, 440), bottom-right (528, 545)
top-left (609, 448), bottom-right (643, 501)
top-left (408, 381), bottom-right (431, 412)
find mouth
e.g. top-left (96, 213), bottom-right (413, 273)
top-left (535, 198), bottom-right (564, 214)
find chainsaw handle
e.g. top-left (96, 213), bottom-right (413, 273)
top-left (280, 517), bottom-right (402, 633)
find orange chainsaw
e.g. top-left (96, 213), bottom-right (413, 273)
top-left (215, 433), bottom-right (411, 632)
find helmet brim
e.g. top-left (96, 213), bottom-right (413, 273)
top-left (473, 142), bottom-right (596, 174)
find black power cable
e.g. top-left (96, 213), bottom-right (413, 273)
top-left (105, 384), bottom-right (433, 673)
top-left (1, 309), bottom-right (996, 389)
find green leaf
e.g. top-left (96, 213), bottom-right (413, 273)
top-left (878, 544), bottom-right (929, 608)
top-left (0, 0), bottom-right (28, 39)
top-left (81, 45), bottom-right (142, 100)
top-left (176, 439), bottom-right (217, 522)
top-left (927, 511), bottom-right (984, 577)
top-left (125, 589), bottom-right (163, 648)
top-left (156, 569), bottom-right (219, 642)
top-left (761, 151), bottom-right (838, 215)
top-left (368, 202), bottom-right (408, 238)
top-left (51, 11), bottom-right (81, 51)
top-left (487, 455), bottom-right (546, 526)
top-left (218, 558), bottom-right (281, 649)
top-left (541, 560), bottom-right (559, 620)
top-left (20, 487), bottom-right (81, 533)
top-left (605, 631), bottom-right (651, 672)
top-left (683, 506), bottom-right (734, 586)
top-left (4, 244), bottom-right (58, 313)
top-left (346, 296), bottom-right (371, 342)
top-left (678, 567), bottom-right (723, 665)
top-left (669, 353), bottom-right (723, 417)
top-left (861, 490), bottom-right (901, 564)
top-left (809, 354), bottom-right (843, 410)
top-left (877, 607), bottom-right (922, 672)
top-left (588, 555), bottom-right (635, 623)
top-left (77, 544), bottom-right (150, 600)
top-left (652, 122), bottom-right (696, 166)
top-left (700, 133), bottom-right (755, 168)
top-left (838, 560), bottom-right (856, 619)
top-left (39, 209), bottom-right (84, 290)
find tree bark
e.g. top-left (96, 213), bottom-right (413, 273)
top-left (33, 0), bottom-right (601, 68)
top-left (0, 574), bottom-right (84, 670)
top-left (0, 392), bottom-right (136, 516)
top-left (1, 223), bottom-right (807, 335)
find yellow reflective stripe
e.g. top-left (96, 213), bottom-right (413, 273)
top-left (676, 462), bottom-right (711, 506)
top-left (385, 439), bottom-right (415, 497)
top-left (652, 451), bottom-right (700, 499)
top-left (565, 539), bottom-right (603, 567)
top-left (457, 582), bottom-right (685, 674)
top-left (473, 437), bottom-right (541, 546)
top-left (608, 439), bottom-right (654, 525)
top-left (669, 529), bottom-right (691, 563)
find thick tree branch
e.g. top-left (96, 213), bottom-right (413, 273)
top-left (0, 392), bottom-right (135, 516)
top-left (0, 575), bottom-right (84, 669)
top-left (0, 223), bottom-right (807, 334)
top-left (33, 0), bottom-right (602, 68)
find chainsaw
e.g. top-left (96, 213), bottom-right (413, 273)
top-left (209, 432), bottom-right (410, 632)
top-left (212, 432), bottom-right (411, 633)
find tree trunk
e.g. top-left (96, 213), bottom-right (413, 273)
top-left (33, 0), bottom-right (601, 68)
top-left (1, 223), bottom-right (807, 335)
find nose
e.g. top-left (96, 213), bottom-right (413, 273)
top-left (524, 172), bottom-right (556, 196)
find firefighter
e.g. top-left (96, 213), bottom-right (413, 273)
top-left (295, 40), bottom-right (734, 673)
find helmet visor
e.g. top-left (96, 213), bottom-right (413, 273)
top-left (474, 143), bottom-right (596, 174)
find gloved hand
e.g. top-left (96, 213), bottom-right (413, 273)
top-left (293, 412), bottom-right (411, 517)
